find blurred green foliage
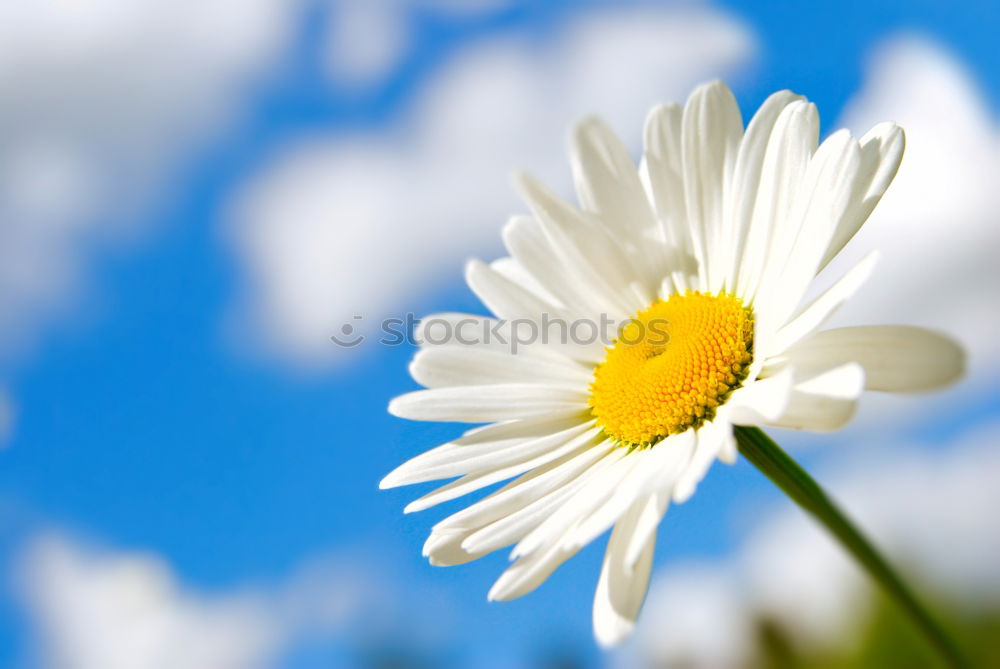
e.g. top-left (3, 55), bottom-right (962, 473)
top-left (757, 594), bottom-right (1000, 668)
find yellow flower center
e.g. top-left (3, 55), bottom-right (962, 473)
top-left (589, 292), bottom-right (754, 449)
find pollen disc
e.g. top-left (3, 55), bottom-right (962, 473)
top-left (589, 292), bottom-right (753, 448)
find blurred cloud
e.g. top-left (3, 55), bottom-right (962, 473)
top-left (16, 532), bottom-right (404, 669)
top-left (622, 419), bottom-right (1000, 667)
top-left (322, 0), bottom-right (514, 89)
top-left (0, 0), bottom-right (300, 358)
top-left (323, 2), bottom-right (410, 89)
top-left (19, 534), bottom-right (282, 669)
top-left (227, 4), bottom-right (755, 366)
top-left (630, 562), bottom-right (753, 667)
top-left (829, 35), bottom-right (1000, 380)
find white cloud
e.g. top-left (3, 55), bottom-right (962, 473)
top-left (0, 0), bottom-right (300, 358)
top-left (227, 4), bottom-right (755, 366)
top-left (19, 534), bottom-right (281, 669)
top-left (16, 533), bottom-right (400, 669)
top-left (828, 35), bottom-right (1000, 379)
top-left (323, 2), bottom-right (411, 88)
top-left (417, 0), bottom-right (513, 14)
top-left (321, 0), bottom-right (518, 90)
top-left (625, 563), bottom-right (753, 668)
top-left (625, 419), bottom-right (1000, 666)
top-left (322, 0), bottom-right (516, 86)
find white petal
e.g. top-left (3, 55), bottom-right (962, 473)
top-left (820, 123), bottom-right (905, 269)
top-left (672, 418), bottom-right (727, 503)
top-left (514, 172), bottom-right (638, 315)
top-left (736, 100), bottom-right (818, 301)
top-left (593, 499), bottom-right (657, 648)
top-left (765, 250), bottom-right (879, 357)
top-left (513, 449), bottom-right (633, 559)
top-left (744, 100), bottom-right (821, 305)
top-left (433, 439), bottom-right (614, 533)
top-left (388, 384), bottom-right (588, 423)
top-left (460, 444), bottom-right (612, 554)
top-left (570, 117), bottom-right (662, 292)
top-left (415, 313), bottom-right (511, 351)
top-left (409, 347), bottom-right (591, 389)
top-left (502, 216), bottom-right (592, 318)
top-left (560, 429), bottom-right (699, 555)
top-left (488, 539), bottom-right (581, 602)
top-left (721, 90), bottom-right (804, 290)
top-left (453, 414), bottom-right (586, 446)
top-left (465, 258), bottom-right (558, 322)
top-left (642, 103), bottom-right (703, 295)
top-left (486, 451), bottom-right (629, 601)
top-left (559, 452), bottom-right (655, 552)
top-left (489, 256), bottom-right (561, 308)
top-left (402, 427), bottom-right (601, 513)
top-left (463, 482), bottom-right (580, 555)
top-left (727, 368), bottom-right (794, 425)
top-left (380, 418), bottom-right (593, 488)
top-left (681, 81), bottom-right (743, 292)
top-left (622, 491), bottom-right (669, 570)
top-left (639, 429), bottom-right (697, 496)
top-left (423, 530), bottom-right (488, 567)
top-left (716, 420), bottom-right (739, 464)
top-left (764, 363), bottom-right (865, 432)
top-left (778, 326), bottom-right (965, 392)
top-left (569, 116), bottom-right (644, 220)
top-left (752, 130), bottom-right (858, 334)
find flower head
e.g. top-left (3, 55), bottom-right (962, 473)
top-left (382, 81), bottom-right (964, 646)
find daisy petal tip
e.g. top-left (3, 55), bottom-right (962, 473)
top-left (570, 114), bottom-right (607, 139)
top-left (817, 402), bottom-right (859, 434)
top-left (718, 443), bottom-right (738, 465)
top-left (463, 257), bottom-right (487, 281)
top-left (864, 120), bottom-right (905, 144)
top-left (691, 78), bottom-right (729, 98)
top-left (403, 499), bottom-right (428, 514)
top-left (593, 607), bottom-right (637, 649)
top-left (891, 329), bottom-right (966, 392)
top-left (500, 213), bottom-right (526, 240)
top-left (377, 472), bottom-right (400, 490)
top-left (912, 332), bottom-right (966, 390)
top-left (644, 101), bottom-right (679, 121)
top-left (510, 169), bottom-right (539, 198)
top-left (671, 482), bottom-right (696, 505)
top-left (510, 170), bottom-right (534, 193)
top-left (386, 395), bottom-right (408, 418)
top-left (405, 357), bottom-right (425, 384)
top-left (487, 580), bottom-right (513, 602)
top-left (458, 536), bottom-right (480, 554)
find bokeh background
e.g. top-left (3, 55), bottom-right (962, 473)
top-left (0, 1), bottom-right (997, 667)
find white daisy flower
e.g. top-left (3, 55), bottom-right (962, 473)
top-left (381, 81), bottom-right (964, 647)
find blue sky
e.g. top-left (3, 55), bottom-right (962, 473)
top-left (0, 1), bottom-right (997, 667)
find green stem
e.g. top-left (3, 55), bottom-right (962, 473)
top-left (734, 426), bottom-right (966, 668)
